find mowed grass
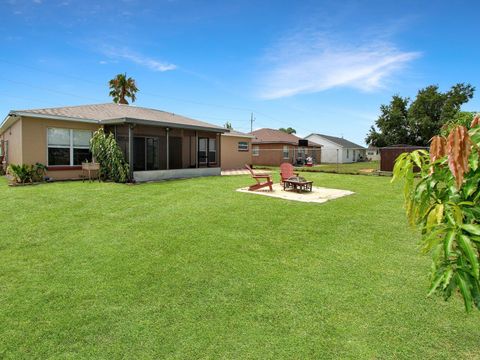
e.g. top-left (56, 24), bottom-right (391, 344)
top-left (0, 173), bottom-right (479, 359)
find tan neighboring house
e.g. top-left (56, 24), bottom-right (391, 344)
top-left (0, 103), bottom-right (232, 182)
top-left (250, 128), bottom-right (322, 166)
top-left (220, 130), bottom-right (253, 170)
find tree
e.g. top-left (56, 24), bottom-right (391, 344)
top-left (108, 73), bottom-right (139, 105)
top-left (366, 83), bottom-right (475, 147)
top-left (366, 95), bottom-right (409, 147)
top-left (392, 114), bottom-right (480, 312)
top-left (224, 121), bottom-right (233, 129)
top-left (279, 127), bottom-right (296, 134)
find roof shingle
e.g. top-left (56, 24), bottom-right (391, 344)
top-left (10, 103), bottom-right (225, 131)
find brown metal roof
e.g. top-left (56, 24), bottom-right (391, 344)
top-left (250, 128), bottom-right (321, 146)
top-left (10, 103), bottom-right (225, 132)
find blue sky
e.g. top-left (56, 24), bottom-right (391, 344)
top-left (1, 0), bottom-right (479, 145)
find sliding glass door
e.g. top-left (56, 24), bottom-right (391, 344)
top-left (134, 136), bottom-right (160, 171)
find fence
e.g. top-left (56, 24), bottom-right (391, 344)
top-left (254, 147), bottom-right (381, 175)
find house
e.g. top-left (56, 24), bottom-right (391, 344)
top-left (366, 145), bottom-right (380, 161)
top-left (249, 128), bottom-right (322, 166)
top-left (304, 133), bottom-right (366, 163)
top-left (220, 130), bottom-right (253, 170)
top-left (0, 103), bottom-right (231, 182)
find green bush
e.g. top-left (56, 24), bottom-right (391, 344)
top-left (7, 163), bottom-right (46, 184)
top-left (90, 128), bottom-right (130, 183)
top-left (393, 115), bottom-right (480, 311)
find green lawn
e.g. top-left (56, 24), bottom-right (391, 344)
top-left (1, 173), bottom-right (479, 359)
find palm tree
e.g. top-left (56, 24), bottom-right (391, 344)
top-left (108, 73), bottom-right (139, 105)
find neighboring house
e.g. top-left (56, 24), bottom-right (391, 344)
top-left (366, 145), bottom-right (380, 161)
top-left (304, 133), bottom-right (366, 163)
top-left (0, 103), bottom-right (230, 182)
top-left (249, 128), bottom-right (322, 166)
top-left (220, 130), bottom-right (253, 170)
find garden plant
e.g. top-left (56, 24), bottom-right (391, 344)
top-left (393, 115), bottom-right (480, 311)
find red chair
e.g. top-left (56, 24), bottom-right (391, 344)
top-left (245, 164), bottom-right (273, 191)
top-left (280, 163), bottom-right (299, 184)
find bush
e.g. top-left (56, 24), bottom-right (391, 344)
top-left (393, 114), bottom-right (480, 311)
top-left (90, 128), bottom-right (130, 183)
top-left (7, 163), bottom-right (46, 184)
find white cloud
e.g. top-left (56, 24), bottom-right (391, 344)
top-left (257, 30), bottom-right (420, 99)
top-left (101, 46), bottom-right (177, 72)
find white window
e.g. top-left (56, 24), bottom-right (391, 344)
top-left (346, 149), bottom-right (349, 158)
top-left (238, 141), bottom-right (249, 152)
top-left (252, 145), bottom-right (259, 156)
top-left (47, 128), bottom-right (92, 166)
top-left (283, 145), bottom-right (289, 159)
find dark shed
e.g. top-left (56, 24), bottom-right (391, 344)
top-left (380, 145), bottom-right (429, 171)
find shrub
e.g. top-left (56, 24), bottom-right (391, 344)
top-left (393, 115), bottom-right (480, 311)
top-left (7, 163), bottom-right (47, 184)
top-left (90, 128), bottom-right (130, 183)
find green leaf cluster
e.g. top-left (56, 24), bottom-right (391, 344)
top-left (392, 123), bottom-right (480, 311)
top-left (90, 128), bottom-right (130, 183)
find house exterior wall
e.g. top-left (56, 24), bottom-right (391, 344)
top-left (20, 116), bottom-right (100, 180)
top-left (0, 117), bottom-right (23, 166)
top-left (305, 134), bottom-right (366, 163)
top-left (220, 135), bottom-right (252, 170)
top-left (251, 143), bottom-right (321, 166)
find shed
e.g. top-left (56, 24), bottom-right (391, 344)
top-left (380, 145), bottom-right (428, 171)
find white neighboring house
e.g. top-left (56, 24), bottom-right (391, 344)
top-left (304, 133), bottom-right (366, 163)
top-left (366, 145), bottom-right (380, 161)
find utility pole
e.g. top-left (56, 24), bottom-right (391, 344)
top-left (250, 112), bottom-right (255, 133)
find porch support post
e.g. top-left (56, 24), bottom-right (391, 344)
top-left (195, 131), bottom-right (198, 168)
top-left (217, 133), bottom-right (221, 169)
top-left (128, 124), bottom-right (134, 179)
top-left (166, 127), bottom-right (170, 170)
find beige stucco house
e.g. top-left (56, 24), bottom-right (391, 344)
top-left (220, 130), bottom-right (253, 170)
top-left (0, 103), bottom-right (237, 182)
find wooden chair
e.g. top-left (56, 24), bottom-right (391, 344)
top-left (280, 163), bottom-right (299, 184)
top-left (82, 162), bottom-right (100, 182)
top-left (245, 164), bottom-right (273, 191)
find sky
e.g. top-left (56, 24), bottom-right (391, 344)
top-left (1, 0), bottom-right (479, 146)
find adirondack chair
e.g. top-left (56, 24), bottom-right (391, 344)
top-left (280, 163), bottom-right (299, 184)
top-left (245, 164), bottom-right (273, 191)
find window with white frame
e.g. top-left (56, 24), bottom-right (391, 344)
top-left (47, 128), bottom-right (92, 166)
top-left (283, 145), bottom-right (289, 159)
top-left (252, 145), bottom-right (259, 156)
top-left (238, 141), bottom-right (249, 151)
top-left (346, 149), bottom-right (349, 158)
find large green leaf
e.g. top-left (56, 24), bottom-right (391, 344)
top-left (459, 235), bottom-right (479, 279)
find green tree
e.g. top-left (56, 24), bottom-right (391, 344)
top-left (279, 127), bottom-right (296, 134)
top-left (366, 95), bottom-right (409, 147)
top-left (366, 83), bottom-right (475, 146)
top-left (224, 121), bottom-right (233, 129)
top-left (393, 115), bottom-right (480, 311)
top-left (108, 73), bottom-right (139, 105)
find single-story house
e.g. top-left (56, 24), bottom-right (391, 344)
top-left (366, 145), bottom-right (380, 161)
top-left (220, 130), bottom-right (253, 170)
top-left (0, 103), bottom-right (232, 182)
top-left (304, 133), bottom-right (366, 164)
top-left (249, 128), bottom-right (322, 166)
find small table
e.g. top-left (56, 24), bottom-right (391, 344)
top-left (283, 176), bottom-right (313, 193)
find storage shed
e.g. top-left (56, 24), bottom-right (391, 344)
top-left (380, 145), bottom-right (428, 171)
